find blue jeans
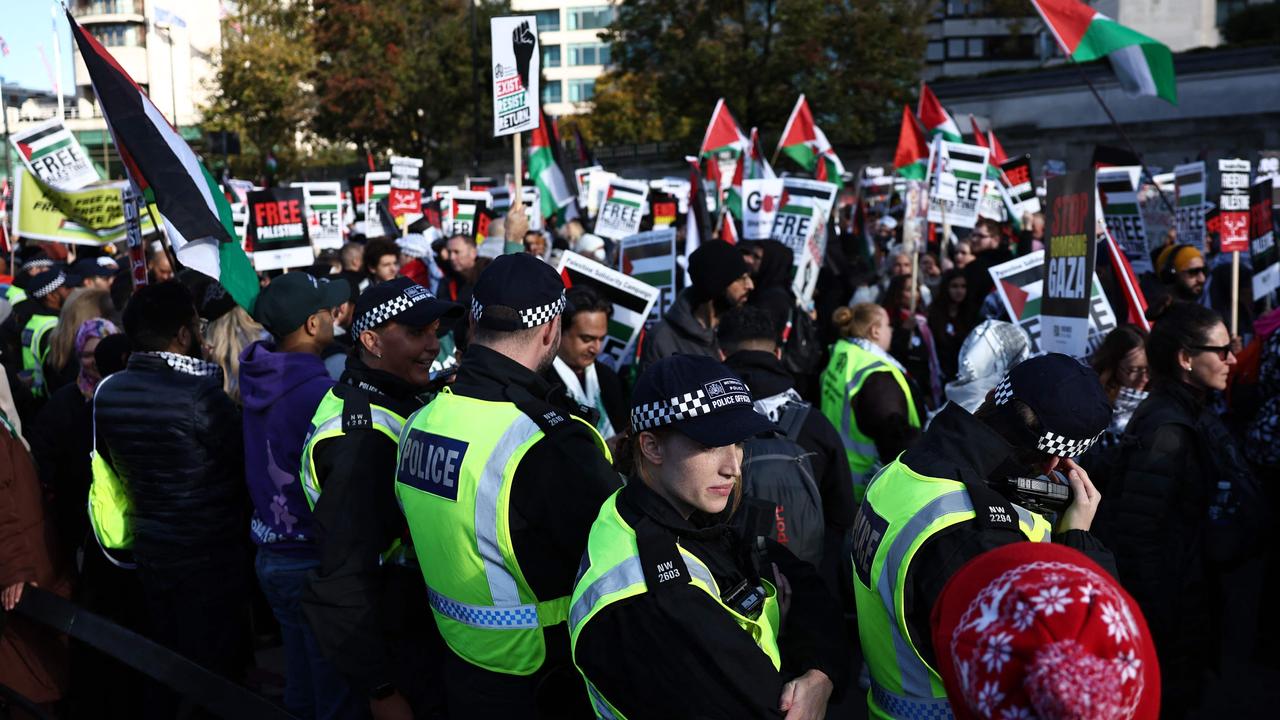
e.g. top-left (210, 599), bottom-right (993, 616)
top-left (255, 546), bottom-right (367, 720)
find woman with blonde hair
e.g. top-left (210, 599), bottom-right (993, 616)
top-left (570, 355), bottom-right (844, 719)
top-left (820, 302), bottom-right (924, 502)
top-left (203, 304), bottom-right (267, 405)
top-left (43, 288), bottom-right (113, 393)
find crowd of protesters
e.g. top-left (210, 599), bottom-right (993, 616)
top-left (0, 180), bottom-right (1275, 720)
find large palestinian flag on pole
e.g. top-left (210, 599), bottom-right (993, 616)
top-left (775, 95), bottom-right (845, 188)
top-left (698, 98), bottom-right (748, 158)
top-left (918, 83), bottom-right (962, 142)
top-left (68, 11), bottom-right (258, 311)
top-left (529, 110), bottom-right (576, 221)
top-left (1032, 0), bottom-right (1176, 104)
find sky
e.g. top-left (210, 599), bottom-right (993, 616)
top-left (0, 0), bottom-right (77, 95)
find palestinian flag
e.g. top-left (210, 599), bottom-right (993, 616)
top-left (698, 98), bottom-right (748, 158)
top-left (528, 110), bottom-right (576, 221)
top-left (987, 128), bottom-right (1009, 166)
top-left (68, 11), bottom-right (258, 311)
top-left (723, 150), bottom-right (746, 220)
top-left (969, 115), bottom-right (990, 152)
top-left (775, 95), bottom-right (845, 187)
top-left (1032, 0), bottom-right (1176, 104)
top-left (918, 83), bottom-right (962, 142)
top-left (893, 106), bottom-right (929, 180)
top-left (745, 127), bottom-right (775, 180)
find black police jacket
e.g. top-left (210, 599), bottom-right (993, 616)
top-left (93, 352), bottom-right (246, 571)
top-left (894, 403), bottom-right (1116, 669)
top-left (574, 479), bottom-right (849, 719)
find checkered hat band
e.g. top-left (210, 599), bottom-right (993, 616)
top-left (472, 292), bottom-right (566, 329)
top-left (31, 273), bottom-right (65, 299)
top-left (631, 389), bottom-right (714, 432)
top-left (352, 295), bottom-right (415, 336)
top-left (21, 259), bottom-right (53, 273)
top-left (993, 375), bottom-right (1100, 457)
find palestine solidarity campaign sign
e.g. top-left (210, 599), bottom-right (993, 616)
top-left (248, 187), bottom-right (313, 271)
top-left (1041, 169), bottom-right (1097, 357)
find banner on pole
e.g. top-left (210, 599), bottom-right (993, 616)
top-left (927, 140), bottom-right (989, 229)
top-left (248, 187), bottom-right (313, 271)
top-left (1097, 166), bottom-right (1151, 274)
top-left (1000, 155), bottom-right (1041, 218)
top-left (389, 156), bottom-right (424, 224)
top-left (1252, 179), bottom-right (1279, 298)
top-left (619, 228), bottom-right (677, 322)
top-left (1218, 158), bottom-right (1251, 253)
top-left (556, 250), bottom-right (660, 370)
top-left (741, 178), bottom-right (784, 240)
top-left (1174, 161), bottom-right (1207, 250)
top-left (363, 172), bottom-right (391, 238)
top-left (575, 165), bottom-right (602, 211)
top-left (490, 15), bottom-right (540, 137)
top-left (291, 182), bottom-right (346, 252)
top-left (13, 168), bottom-right (157, 245)
top-left (989, 250), bottom-right (1117, 357)
top-left (594, 178), bottom-right (649, 240)
top-left (1041, 170), bottom-right (1098, 357)
top-left (770, 177), bottom-right (837, 259)
top-left (9, 118), bottom-right (100, 190)
top-left (448, 190), bottom-right (493, 243)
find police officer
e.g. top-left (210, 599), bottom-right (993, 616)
top-left (395, 253), bottom-right (620, 718)
top-left (570, 355), bottom-right (847, 719)
top-left (850, 353), bottom-right (1114, 719)
top-left (820, 302), bottom-right (923, 502)
top-left (299, 277), bottom-right (462, 720)
top-left (21, 267), bottom-right (72, 400)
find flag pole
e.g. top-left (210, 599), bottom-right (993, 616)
top-left (1067, 58), bottom-right (1177, 217)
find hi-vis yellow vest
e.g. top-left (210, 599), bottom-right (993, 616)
top-left (22, 313), bottom-right (58, 399)
top-left (395, 388), bottom-right (611, 676)
top-left (820, 339), bottom-right (920, 502)
top-left (299, 387), bottom-right (406, 511)
top-left (569, 491), bottom-right (782, 719)
top-left (851, 461), bottom-right (1051, 719)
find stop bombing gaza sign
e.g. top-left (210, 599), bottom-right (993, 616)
top-left (10, 119), bottom-right (100, 191)
top-left (490, 16), bottom-right (540, 137)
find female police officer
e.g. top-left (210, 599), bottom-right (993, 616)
top-left (568, 355), bottom-right (847, 719)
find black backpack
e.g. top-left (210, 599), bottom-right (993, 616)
top-left (740, 401), bottom-right (824, 566)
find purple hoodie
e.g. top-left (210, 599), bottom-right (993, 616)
top-left (239, 340), bottom-right (335, 553)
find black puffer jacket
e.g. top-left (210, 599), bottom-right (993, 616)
top-left (94, 352), bottom-right (246, 570)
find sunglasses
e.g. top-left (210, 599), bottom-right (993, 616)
top-left (1180, 266), bottom-right (1207, 277)
top-left (1189, 344), bottom-right (1232, 360)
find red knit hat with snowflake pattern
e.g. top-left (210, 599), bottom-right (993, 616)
top-left (930, 542), bottom-right (1159, 720)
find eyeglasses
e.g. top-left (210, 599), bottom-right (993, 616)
top-left (1180, 266), bottom-right (1207, 277)
top-left (1189, 344), bottom-right (1232, 360)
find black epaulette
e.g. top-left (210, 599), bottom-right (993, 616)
top-left (505, 384), bottom-right (580, 438)
top-left (960, 469), bottom-right (1023, 533)
top-left (332, 383), bottom-right (374, 433)
top-left (632, 515), bottom-right (693, 592)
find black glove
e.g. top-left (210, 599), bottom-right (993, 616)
top-left (512, 21), bottom-right (535, 89)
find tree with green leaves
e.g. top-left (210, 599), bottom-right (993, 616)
top-left (203, 0), bottom-right (318, 178)
top-left (578, 0), bottom-right (930, 158)
top-left (311, 0), bottom-right (510, 183)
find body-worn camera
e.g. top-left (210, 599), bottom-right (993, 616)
top-left (721, 578), bottom-right (766, 620)
top-left (1004, 470), bottom-right (1073, 525)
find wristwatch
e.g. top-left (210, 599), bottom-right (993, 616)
top-left (369, 682), bottom-right (396, 700)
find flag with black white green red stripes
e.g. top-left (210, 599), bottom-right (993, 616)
top-left (9, 118), bottom-right (100, 190)
top-left (927, 139), bottom-right (990, 229)
top-left (619, 228), bottom-right (676, 320)
top-left (594, 178), bottom-right (648, 240)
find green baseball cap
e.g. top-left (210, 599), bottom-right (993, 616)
top-left (254, 272), bottom-right (352, 338)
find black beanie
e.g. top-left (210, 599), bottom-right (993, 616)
top-left (688, 241), bottom-right (750, 304)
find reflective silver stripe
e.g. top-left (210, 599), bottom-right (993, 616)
top-left (570, 556), bottom-right (643, 632)
top-left (427, 587), bottom-right (539, 629)
top-left (570, 550), bottom-right (719, 634)
top-left (586, 681), bottom-right (619, 720)
top-left (299, 416), bottom-right (343, 505)
top-left (369, 408), bottom-right (404, 437)
top-left (475, 415), bottom-right (542, 606)
top-left (874, 490), bottom-right (974, 697)
top-left (871, 679), bottom-right (955, 720)
top-left (840, 360), bottom-right (888, 449)
top-left (1012, 503), bottom-right (1049, 542)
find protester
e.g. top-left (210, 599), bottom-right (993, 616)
top-left (440, 233), bottom-right (491, 311)
top-left (524, 230), bottom-right (548, 258)
top-left (1099, 302), bottom-right (1259, 716)
top-left (395, 254), bottom-right (620, 717)
top-left (299, 277), bottom-right (461, 719)
top-left (851, 353), bottom-right (1113, 719)
top-left (747, 239), bottom-right (796, 337)
top-left (340, 242), bottom-right (363, 274)
top-left (396, 234), bottom-right (434, 287)
top-left (641, 240), bottom-right (752, 368)
top-left (718, 306), bottom-right (856, 576)
top-left (821, 302), bottom-right (923, 503)
top-left (146, 245), bottom-right (174, 283)
top-left (1155, 244), bottom-right (1206, 302)
top-left (570, 354), bottom-right (846, 719)
top-left (1090, 325), bottom-right (1151, 443)
top-left (962, 219), bottom-right (1013, 319)
top-left (927, 268), bottom-right (972, 381)
top-left (950, 238), bottom-right (976, 270)
top-left (884, 274), bottom-right (943, 409)
top-left (93, 281), bottom-right (249, 718)
top-left (920, 251), bottom-right (942, 298)
top-left (363, 238), bottom-right (401, 285)
top-left (930, 542), bottom-right (1160, 720)
top-left (943, 320), bottom-right (1032, 413)
top-left (545, 285), bottom-right (628, 443)
top-left (43, 288), bottom-right (113, 394)
top-left (241, 272), bottom-right (356, 720)
top-left (204, 302), bottom-right (267, 406)
top-left (31, 318), bottom-right (119, 571)
top-left (321, 274), bottom-right (359, 380)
